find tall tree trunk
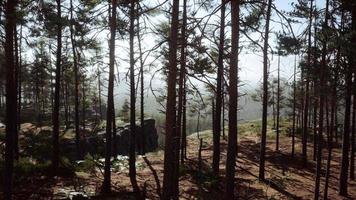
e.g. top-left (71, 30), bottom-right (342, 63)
top-left (129, 0), bottom-right (139, 194)
top-left (314, 0), bottom-right (329, 198)
top-left (52, 0), bottom-right (62, 172)
top-left (302, 0), bottom-right (314, 166)
top-left (272, 86), bottom-right (276, 129)
top-left (339, 4), bottom-right (356, 195)
top-left (98, 67), bottom-right (102, 119)
top-left (112, 107), bottom-right (117, 158)
top-left (162, 0), bottom-right (180, 198)
top-left (82, 76), bottom-right (86, 131)
top-left (181, 75), bottom-right (187, 162)
top-left (276, 53), bottom-right (280, 151)
top-left (213, 0), bottom-right (226, 176)
top-left (324, 80), bottom-right (335, 200)
top-left (64, 80), bottom-right (69, 129)
top-left (222, 87), bottom-right (226, 139)
top-left (177, 0), bottom-right (187, 166)
top-left (17, 24), bottom-right (22, 136)
top-left (14, 24), bottom-right (19, 160)
top-left (102, 0), bottom-right (117, 193)
top-left (4, 0), bottom-right (17, 198)
top-left (292, 54), bottom-right (297, 157)
top-left (70, 0), bottom-right (81, 160)
top-left (312, 17), bottom-right (318, 161)
top-left (313, 93), bottom-right (318, 161)
top-left (349, 5), bottom-right (356, 182)
top-left (225, 0), bottom-right (239, 198)
top-left (351, 77), bottom-right (356, 181)
top-left (259, 0), bottom-right (272, 181)
top-left (136, 2), bottom-right (145, 155)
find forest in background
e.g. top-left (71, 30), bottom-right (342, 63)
top-left (0, 0), bottom-right (355, 199)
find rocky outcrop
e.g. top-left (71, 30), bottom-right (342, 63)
top-left (115, 118), bottom-right (158, 155)
top-left (62, 118), bottom-right (159, 160)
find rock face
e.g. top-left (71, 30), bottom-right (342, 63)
top-left (62, 119), bottom-right (159, 160)
top-left (115, 118), bottom-right (158, 155)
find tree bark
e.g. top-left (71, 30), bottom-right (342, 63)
top-left (52, 0), bottom-right (62, 173)
top-left (162, 0), bottom-right (180, 198)
top-left (292, 54), bottom-right (297, 157)
top-left (314, 0), bottom-right (329, 198)
top-left (177, 0), bottom-right (187, 167)
top-left (14, 24), bottom-right (19, 160)
top-left (129, 0), bottom-right (139, 194)
top-left (137, 2), bottom-right (145, 155)
top-left (213, 0), bottom-right (226, 176)
top-left (70, 0), bottom-right (81, 160)
top-left (302, 0), bottom-right (314, 166)
top-left (4, 0), bottom-right (17, 198)
top-left (276, 53), bottom-right (280, 151)
top-left (112, 107), bottom-right (117, 158)
top-left (323, 79), bottom-right (335, 200)
top-left (181, 76), bottom-right (187, 162)
top-left (339, 3), bottom-right (356, 196)
top-left (259, 0), bottom-right (272, 181)
top-left (102, 0), bottom-right (117, 193)
top-left (225, 0), bottom-right (239, 198)
top-left (349, 4), bottom-right (356, 182)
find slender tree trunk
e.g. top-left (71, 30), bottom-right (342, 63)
top-left (349, 5), bottom-right (356, 182)
top-left (49, 43), bottom-right (54, 112)
top-left (292, 54), bottom-right (297, 157)
top-left (82, 76), bottom-right (86, 130)
top-left (177, 0), bottom-right (187, 166)
top-left (272, 86), bottom-right (276, 129)
top-left (162, 0), bottom-right (180, 198)
top-left (314, 1), bottom-right (329, 198)
top-left (222, 88), bottom-right (226, 139)
top-left (324, 81), bottom-right (335, 200)
top-left (339, 4), bottom-right (356, 195)
top-left (213, 0), bottom-right (226, 176)
top-left (302, 0), bottom-right (314, 166)
top-left (351, 79), bottom-right (356, 181)
top-left (14, 24), bottom-right (19, 160)
top-left (225, 0), bottom-right (239, 198)
top-left (112, 107), bottom-right (117, 158)
top-left (129, 0), bottom-right (139, 194)
top-left (70, 0), bottom-right (81, 160)
top-left (98, 67), bottom-right (102, 119)
top-left (313, 92), bottom-right (318, 161)
top-left (102, 0), bottom-right (117, 193)
top-left (276, 53), bottom-right (280, 151)
top-left (136, 3), bottom-right (145, 155)
top-left (181, 76), bottom-right (187, 161)
top-left (52, 0), bottom-right (62, 172)
top-left (64, 80), bottom-right (69, 129)
top-left (313, 17), bottom-right (318, 161)
top-left (4, 0), bottom-right (17, 198)
top-left (17, 25), bottom-right (22, 158)
top-left (259, 0), bottom-right (272, 181)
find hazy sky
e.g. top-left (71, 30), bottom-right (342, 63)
top-left (103, 0), bottom-right (309, 116)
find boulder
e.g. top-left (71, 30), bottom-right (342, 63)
top-left (60, 119), bottom-right (158, 160)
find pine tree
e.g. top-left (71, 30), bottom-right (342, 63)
top-left (225, 0), bottom-right (239, 198)
top-left (162, 0), bottom-right (180, 198)
top-left (4, 0), bottom-right (17, 198)
top-left (52, 0), bottom-right (62, 173)
top-left (259, 0), bottom-right (273, 181)
top-left (213, 0), bottom-right (226, 176)
top-left (102, 0), bottom-right (117, 193)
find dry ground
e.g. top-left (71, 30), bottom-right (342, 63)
top-left (10, 124), bottom-right (356, 200)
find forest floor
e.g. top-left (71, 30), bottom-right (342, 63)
top-left (9, 120), bottom-right (356, 200)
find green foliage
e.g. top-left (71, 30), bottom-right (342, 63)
top-left (75, 154), bottom-right (100, 173)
